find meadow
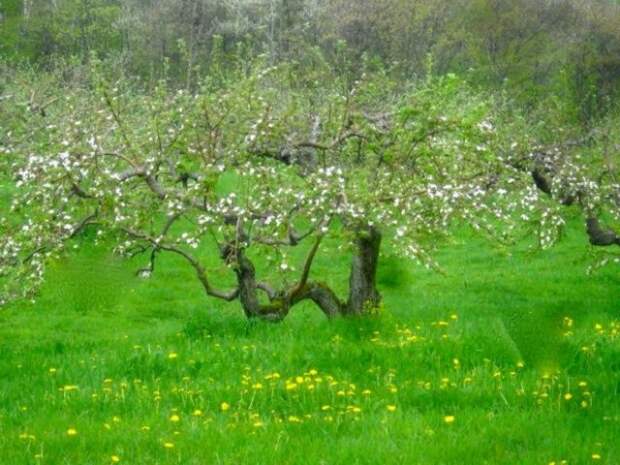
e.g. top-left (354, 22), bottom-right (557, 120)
top-left (2, 1), bottom-right (620, 463)
top-left (0, 222), bottom-right (618, 465)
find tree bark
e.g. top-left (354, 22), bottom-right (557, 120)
top-left (345, 226), bottom-right (382, 315)
top-left (291, 281), bottom-right (343, 318)
top-left (235, 250), bottom-right (264, 319)
top-left (235, 250), bottom-right (289, 321)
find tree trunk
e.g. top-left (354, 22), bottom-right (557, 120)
top-left (235, 250), bottom-right (263, 319)
top-left (345, 226), bottom-right (382, 315)
top-left (232, 227), bottom-right (383, 321)
top-left (235, 250), bottom-right (288, 321)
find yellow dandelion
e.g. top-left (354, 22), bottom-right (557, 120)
top-left (168, 352), bottom-right (178, 360)
top-left (220, 402), bottom-right (230, 411)
top-left (192, 409), bottom-right (203, 417)
top-left (253, 421), bottom-right (264, 428)
top-left (111, 456), bottom-right (120, 463)
top-left (443, 415), bottom-right (455, 424)
top-left (563, 393), bottom-right (573, 401)
top-left (386, 405), bottom-right (397, 412)
top-left (66, 428), bottom-right (78, 436)
top-left (163, 442), bottom-right (175, 449)
top-left (169, 414), bottom-right (180, 423)
top-left (592, 454), bottom-right (601, 460)
top-left (321, 405), bottom-right (332, 411)
top-left (252, 383), bottom-right (263, 390)
top-left (288, 416), bottom-right (302, 423)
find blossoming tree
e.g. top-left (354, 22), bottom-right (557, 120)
top-left (1, 61), bottom-right (617, 319)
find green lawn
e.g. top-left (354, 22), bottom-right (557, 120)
top-left (0, 225), bottom-right (618, 465)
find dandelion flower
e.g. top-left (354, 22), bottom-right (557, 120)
top-left (592, 454), bottom-right (601, 460)
top-left (169, 414), bottom-right (180, 423)
top-left (67, 428), bottom-right (78, 436)
top-left (220, 402), bottom-right (230, 412)
top-left (443, 415), bottom-right (455, 424)
top-left (564, 393), bottom-right (573, 401)
top-left (168, 352), bottom-right (178, 360)
top-left (387, 405), bottom-right (397, 412)
top-left (163, 442), bottom-right (175, 449)
top-left (111, 456), bottom-right (120, 463)
top-left (192, 409), bottom-right (203, 417)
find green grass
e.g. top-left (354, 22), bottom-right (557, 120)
top-left (0, 225), bottom-right (619, 465)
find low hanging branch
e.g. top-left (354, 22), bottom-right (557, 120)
top-left (528, 148), bottom-right (620, 249)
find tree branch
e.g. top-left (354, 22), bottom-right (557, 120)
top-left (288, 234), bottom-right (323, 300)
top-left (122, 228), bottom-right (239, 301)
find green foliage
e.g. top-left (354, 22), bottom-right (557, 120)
top-left (0, 224), bottom-right (618, 464)
top-left (2, 0), bottom-right (620, 122)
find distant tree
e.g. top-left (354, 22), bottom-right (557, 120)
top-left (10, 0), bottom-right (122, 60)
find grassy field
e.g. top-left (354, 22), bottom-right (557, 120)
top-left (0, 224), bottom-right (619, 465)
